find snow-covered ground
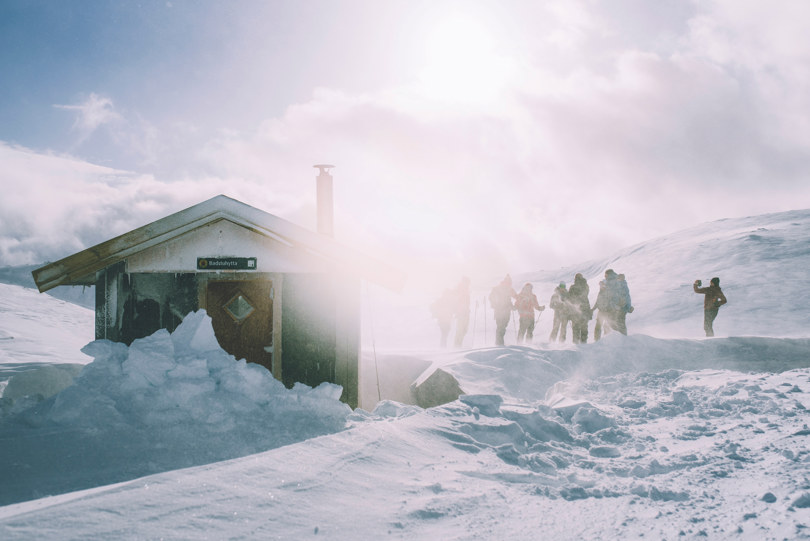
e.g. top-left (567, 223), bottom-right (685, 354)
top-left (1, 209), bottom-right (810, 540)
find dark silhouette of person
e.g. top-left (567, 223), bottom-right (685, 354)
top-left (593, 269), bottom-right (631, 338)
top-left (694, 277), bottom-right (727, 337)
top-left (489, 274), bottom-right (517, 346)
top-left (567, 273), bottom-right (592, 344)
top-left (515, 283), bottom-right (544, 343)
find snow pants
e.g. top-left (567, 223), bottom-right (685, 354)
top-left (614, 309), bottom-right (628, 335)
top-left (571, 316), bottom-right (589, 344)
top-left (594, 310), bottom-right (617, 340)
top-left (437, 318), bottom-right (451, 347)
top-left (549, 311), bottom-right (568, 342)
top-left (454, 312), bottom-right (469, 348)
top-left (704, 307), bottom-right (719, 337)
top-left (517, 315), bottom-right (535, 343)
top-left (494, 310), bottom-right (510, 346)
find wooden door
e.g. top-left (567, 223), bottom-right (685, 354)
top-left (207, 280), bottom-right (274, 372)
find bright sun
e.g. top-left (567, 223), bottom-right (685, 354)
top-left (418, 16), bottom-right (513, 104)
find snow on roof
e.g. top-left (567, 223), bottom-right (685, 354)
top-left (31, 195), bottom-right (405, 292)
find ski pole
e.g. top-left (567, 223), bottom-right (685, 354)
top-left (472, 300), bottom-right (478, 348)
top-left (483, 296), bottom-right (487, 344)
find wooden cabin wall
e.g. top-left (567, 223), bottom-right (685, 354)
top-left (95, 262), bottom-right (125, 341)
top-left (280, 273), bottom-right (361, 407)
top-left (281, 274), bottom-right (338, 390)
top-left (334, 276), bottom-right (361, 407)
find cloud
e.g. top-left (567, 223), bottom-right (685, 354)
top-left (0, 143), bottom-right (239, 266)
top-left (54, 93), bottom-right (123, 145)
top-left (5, 0), bottom-right (810, 287)
top-left (53, 94), bottom-right (161, 168)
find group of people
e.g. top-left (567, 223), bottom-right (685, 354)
top-left (547, 269), bottom-right (633, 344)
top-left (431, 270), bottom-right (728, 347)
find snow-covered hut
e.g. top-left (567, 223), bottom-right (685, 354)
top-left (31, 186), bottom-right (404, 408)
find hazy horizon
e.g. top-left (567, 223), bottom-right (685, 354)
top-left (2, 0), bottom-right (810, 286)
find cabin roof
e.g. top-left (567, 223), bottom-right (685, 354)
top-left (32, 194), bottom-right (405, 292)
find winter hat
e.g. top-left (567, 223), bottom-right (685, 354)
top-left (558, 281), bottom-right (566, 289)
top-left (710, 277), bottom-right (720, 286)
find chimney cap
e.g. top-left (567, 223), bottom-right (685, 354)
top-left (314, 164), bottom-right (335, 173)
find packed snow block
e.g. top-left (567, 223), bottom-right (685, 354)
top-left (2, 364), bottom-right (84, 400)
top-left (218, 359), bottom-right (285, 405)
top-left (170, 309), bottom-right (222, 354)
top-left (50, 384), bottom-right (124, 426)
top-left (411, 367), bottom-right (464, 408)
top-left (121, 329), bottom-right (176, 389)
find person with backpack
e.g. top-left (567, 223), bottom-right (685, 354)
top-left (614, 273), bottom-right (633, 335)
top-left (694, 277), bottom-right (727, 337)
top-left (567, 273), bottom-right (592, 344)
top-left (593, 269), bottom-right (630, 338)
top-left (515, 283), bottom-right (545, 343)
top-left (489, 274), bottom-right (517, 346)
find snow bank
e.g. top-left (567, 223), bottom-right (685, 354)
top-left (0, 310), bottom-right (352, 506)
top-left (405, 366), bottom-right (810, 531)
top-left (1, 364), bottom-right (83, 400)
top-left (412, 333), bottom-right (810, 407)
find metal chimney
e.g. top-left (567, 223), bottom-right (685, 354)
top-left (314, 164), bottom-right (335, 236)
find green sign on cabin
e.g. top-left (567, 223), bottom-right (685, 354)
top-left (197, 257), bottom-right (257, 270)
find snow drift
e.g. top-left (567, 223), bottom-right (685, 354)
top-left (0, 310), bottom-right (351, 506)
top-left (1, 207), bottom-right (810, 539)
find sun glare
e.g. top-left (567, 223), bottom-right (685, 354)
top-left (418, 16), bottom-right (514, 104)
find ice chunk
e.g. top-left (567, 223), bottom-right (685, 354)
top-left (122, 329), bottom-right (176, 388)
top-left (171, 309), bottom-right (222, 354)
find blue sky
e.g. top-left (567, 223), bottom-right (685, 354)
top-left (2, 0), bottom-right (810, 288)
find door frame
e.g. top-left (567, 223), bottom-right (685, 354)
top-left (197, 272), bottom-right (284, 381)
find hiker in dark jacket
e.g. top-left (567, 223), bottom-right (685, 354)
top-left (566, 273), bottom-right (592, 344)
top-left (490, 274), bottom-right (517, 346)
top-left (694, 277), bottom-right (727, 337)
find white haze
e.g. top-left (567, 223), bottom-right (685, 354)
top-left (4, 2), bottom-right (810, 277)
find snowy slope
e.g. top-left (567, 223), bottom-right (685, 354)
top-left (521, 208), bottom-right (810, 339)
top-left (1, 209), bottom-right (810, 540)
top-left (365, 208), bottom-right (810, 350)
top-left (0, 283), bottom-right (92, 388)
